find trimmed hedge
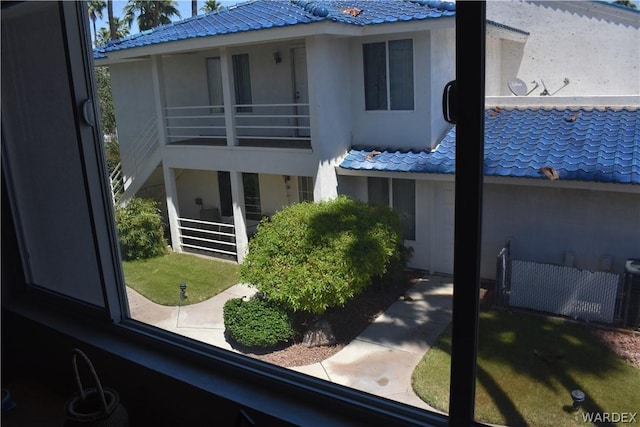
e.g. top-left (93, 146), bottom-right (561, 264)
top-left (223, 297), bottom-right (294, 348)
top-left (240, 196), bottom-right (410, 314)
top-left (115, 197), bottom-right (167, 261)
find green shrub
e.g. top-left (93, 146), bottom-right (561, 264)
top-left (115, 197), bottom-right (167, 261)
top-left (240, 196), bottom-right (410, 314)
top-left (223, 297), bottom-right (294, 348)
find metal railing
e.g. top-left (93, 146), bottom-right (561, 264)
top-left (233, 103), bottom-right (310, 142)
top-left (164, 105), bottom-right (226, 143)
top-left (109, 162), bottom-right (124, 204)
top-left (177, 217), bottom-right (237, 258)
top-left (118, 116), bottom-right (161, 191)
top-left (163, 103), bottom-right (311, 145)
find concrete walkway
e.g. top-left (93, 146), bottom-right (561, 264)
top-left (126, 274), bottom-right (453, 411)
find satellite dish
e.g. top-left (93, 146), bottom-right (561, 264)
top-left (507, 77), bottom-right (528, 96)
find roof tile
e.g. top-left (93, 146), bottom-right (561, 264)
top-left (94, 0), bottom-right (458, 57)
top-left (339, 107), bottom-right (640, 185)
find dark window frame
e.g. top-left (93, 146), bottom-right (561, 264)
top-left (363, 39), bottom-right (414, 111)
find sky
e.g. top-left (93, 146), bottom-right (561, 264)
top-left (92, 0), bottom-right (640, 41)
top-left (92, 1), bottom-right (240, 38)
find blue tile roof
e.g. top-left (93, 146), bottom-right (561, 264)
top-left (339, 107), bottom-right (640, 185)
top-left (94, 0), bottom-right (456, 57)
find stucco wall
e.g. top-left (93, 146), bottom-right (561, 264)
top-left (109, 60), bottom-right (156, 179)
top-left (486, 0), bottom-right (640, 96)
top-left (162, 53), bottom-right (212, 108)
top-left (176, 169), bottom-right (220, 219)
top-left (481, 183), bottom-right (640, 277)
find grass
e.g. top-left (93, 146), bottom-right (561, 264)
top-left (122, 252), bottom-right (239, 306)
top-left (412, 308), bottom-right (640, 426)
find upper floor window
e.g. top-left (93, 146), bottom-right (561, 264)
top-left (363, 39), bottom-right (414, 111)
top-left (232, 53), bottom-right (252, 113)
top-left (206, 57), bottom-right (223, 113)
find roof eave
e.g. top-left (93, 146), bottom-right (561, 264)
top-left (94, 17), bottom-right (456, 63)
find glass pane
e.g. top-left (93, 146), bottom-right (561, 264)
top-left (93, 1), bottom-right (462, 420)
top-left (363, 42), bottom-right (387, 110)
top-left (206, 57), bottom-right (223, 112)
top-left (367, 177), bottom-right (390, 205)
top-left (472, 1), bottom-right (640, 425)
top-left (232, 53), bottom-right (252, 112)
top-left (242, 173), bottom-right (262, 221)
top-left (389, 39), bottom-right (414, 110)
top-left (392, 178), bottom-right (416, 240)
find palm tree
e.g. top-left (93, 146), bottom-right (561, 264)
top-left (96, 18), bottom-right (130, 46)
top-left (108, 0), bottom-right (118, 41)
top-left (87, 1), bottom-right (106, 47)
top-left (201, 0), bottom-right (222, 13)
top-left (124, 1), bottom-right (181, 32)
top-left (613, 0), bottom-right (637, 8)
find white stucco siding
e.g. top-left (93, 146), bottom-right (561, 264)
top-left (306, 35), bottom-right (353, 201)
top-left (230, 43), bottom-right (297, 105)
top-left (109, 60), bottom-right (156, 178)
top-left (175, 169), bottom-right (220, 219)
top-left (259, 173), bottom-right (295, 216)
top-left (162, 53), bottom-right (211, 108)
top-left (481, 183), bottom-right (640, 277)
top-left (487, 1), bottom-right (640, 96)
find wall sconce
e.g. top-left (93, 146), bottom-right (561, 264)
top-left (273, 51), bottom-right (282, 64)
top-left (195, 197), bottom-right (202, 206)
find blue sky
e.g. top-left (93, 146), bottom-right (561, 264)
top-left (92, 0), bottom-right (639, 40)
top-left (92, 1), bottom-right (239, 37)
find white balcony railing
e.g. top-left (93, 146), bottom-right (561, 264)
top-left (163, 103), bottom-right (310, 146)
top-left (233, 103), bottom-right (310, 142)
top-left (164, 105), bottom-right (226, 144)
top-left (178, 217), bottom-right (237, 258)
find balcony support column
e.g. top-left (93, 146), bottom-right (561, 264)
top-left (163, 164), bottom-right (182, 253)
top-left (220, 48), bottom-right (237, 147)
top-left (229, 171), bottom-right (248, 263)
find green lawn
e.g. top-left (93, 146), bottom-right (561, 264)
top-left (412, 308), bottom-right (640, 427)
top-left (122, 252), bottom-right (239, 306)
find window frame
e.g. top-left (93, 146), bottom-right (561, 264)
top-left (1, 2), bottom-right (486, 426)
top-left (367, 177), bottom-right (416, 241)
top-left (206, 56), bottom-right (224, 113)
top-left (363, 38), bottom-right (415, 111)
top-left (232, 53), bottom-right (253, 113)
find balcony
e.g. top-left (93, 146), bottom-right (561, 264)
top-left (164, 103), bottom-right (311, 149)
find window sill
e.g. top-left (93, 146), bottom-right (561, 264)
top-left (2, 297), bottom-right (448, 427)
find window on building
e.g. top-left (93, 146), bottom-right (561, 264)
top-left (363, 39), bottom-right (414, 111)
top-left (367, 177), bottom-right (416, 240)
top-left (206, 57), bottom-right (223, 113)
top-left (297, 176), bottom-right (314, 202)
top-left (242, 173), bottom-right (261, 221)
top-left (392, 178), bottom-right (416, 240)
top-left (218, 171), bottom-right (232, 217)
top-left (232, 54), bottom-right (252, 113)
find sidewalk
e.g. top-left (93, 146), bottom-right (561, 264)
top-left (126, 273), bottom-right (453, 411)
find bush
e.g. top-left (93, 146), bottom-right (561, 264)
top-left (240, 196), bottom-right (410, 314)
top-left (223, 297), bottom-right (294, 348)
top-left (115, 197), bottom-right (167, 261)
